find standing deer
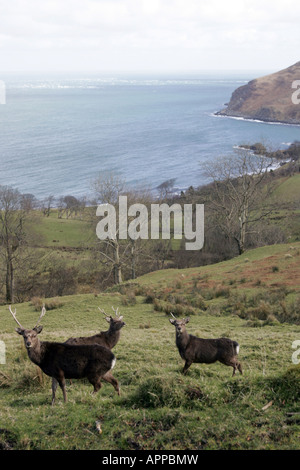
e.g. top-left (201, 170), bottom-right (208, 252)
top-left (9, 305), bottom-right (120, 405)
top-left (65, 306), bottom-right (125, 349)
top-left (56, 306), bottom-right (125, 389)
top-left (169, 314), bottom-right (242, 376)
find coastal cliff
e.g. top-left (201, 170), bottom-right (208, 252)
top-left (216, 62), bottom-right (300, 125)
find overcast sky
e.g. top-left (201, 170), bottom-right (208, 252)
top-left (0, 0), bottom-right (300, 74)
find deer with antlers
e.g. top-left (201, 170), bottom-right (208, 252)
top-left (169, 313), bottom-right (242, 376)
top-left (65, 306), bottom-right (125, 349)
top-left (9, 305), bottom-right (120, 405)
top-left (52, 306), bottom-right (125, 390)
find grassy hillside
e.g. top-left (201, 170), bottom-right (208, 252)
top-left (266, 173), bottom-right (300, 241)
top-left (137, 242), bottom-right (300, 288)
top-left (0, 242), bottom-right (299, 450)
top-left (29, 210), bottom-right (95, 248)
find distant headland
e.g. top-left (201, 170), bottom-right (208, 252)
top-left (216, 61), bottom-right (300, 125)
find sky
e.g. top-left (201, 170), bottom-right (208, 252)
top-left (0, 0), bottom-right (300, 74)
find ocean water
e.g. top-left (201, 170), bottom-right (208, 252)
top-left (0, 73), bottom-right (299, 200)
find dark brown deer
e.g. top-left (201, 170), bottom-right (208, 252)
top-left (60, 306), bottom-right (125, 389)
top-left (65, 306), bottom-right (125, 349)
top-left (169, 314), bottom-right (242, 376)
top-left (9, 305), bottom-right (120, 405)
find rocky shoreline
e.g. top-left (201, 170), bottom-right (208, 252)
top-left (216, 61), bottom-right (300, 125)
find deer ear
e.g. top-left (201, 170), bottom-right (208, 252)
top-left (15, 327), bottom-right (24, 335)
top-left (34, 325), bottom-right (43, 334)
top-left (169, 318), bottom-right (176, 325)
top-left (184, 317), bottom-right (190, 324)
top-left (105, 316), bottom-right (111, 323)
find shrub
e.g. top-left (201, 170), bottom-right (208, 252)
top-left (278, 295), bottom-right (300, 324)
top-left (215, 285), bottom-right (231, 298)
top-left (121, 291), bottom-right (137, 306)
top-left (246, 300), bottom-right (273, 321)
top-left (127, 375), bottom-right (186, 408)
top-left (127, 375), bottom-right (213, 409)
top-left (153, 298), bottom-right (163, 312)
top-left (30, 296), bottom-right (64, 311)
top-left (143, 291), bottom-right (156, 304)
top-left (190, 294), bottom-right (207, 311)
top-left (265, 366), bottom-right (300, 405)
top-left (46, 264), bottom-right (78, 297)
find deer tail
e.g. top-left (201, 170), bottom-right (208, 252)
top-left (111, 356), bottom-right (116, 370)
top-left (233, 341), bottom-right (239, 355)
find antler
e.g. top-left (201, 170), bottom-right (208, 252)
top-left (34, 304), bottom-right (46, 329)
top-left (170, 312), bottom-right (177, 319)
top-left (98, 307), bottom-right (110, 318)
top-left (9, 305), bottom-right (24, 329)
top-left (111, 306), bottom-right (120, 318)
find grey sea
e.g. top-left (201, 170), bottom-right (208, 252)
top-left (0, 72), bottom-right (299, 200)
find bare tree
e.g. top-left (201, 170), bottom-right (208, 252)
top-left (157, 178), bottom-right (176, 200)
top-left (92, 173), bottom-right (126, 284)
top-left (202, 149), bottom-right (275, 254)
top-left (92, 173), bottom-right (154, 284)
top-left (0, 186), bottom-right (28, 302)
top-left (41, 195), bottom-right (55, 217)
top-left (20, 193), bottom-right (38, 212)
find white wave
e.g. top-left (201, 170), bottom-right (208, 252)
top-left (212, 112), bottom-right (300, 127)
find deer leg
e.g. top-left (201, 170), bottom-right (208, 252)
top-left (102, 371), bottom-right (120, 395)
top-left (183, 360), bottom-right (192, 375)
top-left (51, 377), bottom-right (58, 406)
top-left (93, 380), bottom-right (102, 394)
top-left (87, 374), bottom-right (102, 394)
top-left (231, 359), bottom-right (243, 376)
top-left (220, 358), bottom-right (242, 377)
top-left (57, 373), bottom-right (67, 403)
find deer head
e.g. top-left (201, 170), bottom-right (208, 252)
top-left (98, 306), bottom-right (125, 330)
top-left (9, 305), bottom-right (46, 349)
top-left (169, 312), bottom-right (190, 335)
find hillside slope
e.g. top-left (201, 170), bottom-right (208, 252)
top-left (136, 242), bottom-right (300, 293)
top-left (217, 62), bottom-right (300, 124)
top-left (0, 242), bottom-right (299, 450)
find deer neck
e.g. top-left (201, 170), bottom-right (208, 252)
top-left (26, 340), bottom-right (45, 367)
top-left (176, 330), bottom-right (189, 349)
top-left (102, 328), bottom-right (120, 349)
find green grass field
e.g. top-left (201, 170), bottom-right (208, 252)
top-left (0, 243), bottom-right (299, 450)
top-left (30, 210), bottom-right (95, 248)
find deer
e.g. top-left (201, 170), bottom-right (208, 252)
top-left (169, 313), bottom-right (242, 376)
top-left (9, 305), bottom-right (120, 405)
top-left (65, 306), bottom-right (125, 349)
top-left (54, 306), bottom-right (125, 389)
